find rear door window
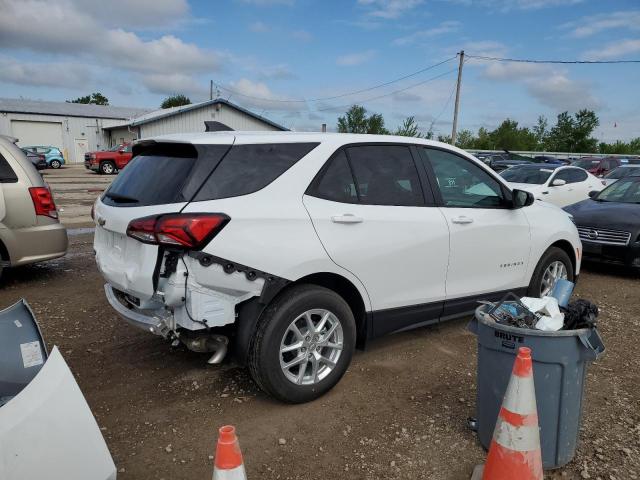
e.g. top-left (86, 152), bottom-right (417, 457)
top-left (346, 145), bottom-right (424, 206)
top-left (193, 143), bottom-right (318, 201)
top-left (310, 150), bottom-right (358, 203)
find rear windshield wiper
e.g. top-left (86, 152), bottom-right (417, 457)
top-left (104, 191), bottom-right (139, 203)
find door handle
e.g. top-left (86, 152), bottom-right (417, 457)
top-left (451, 216), bottom-right (473, 225)
top-left (331, 214), bottom-right (363, 224)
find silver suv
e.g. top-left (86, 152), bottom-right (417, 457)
top-left (0, 136), bottom-right (67, 278)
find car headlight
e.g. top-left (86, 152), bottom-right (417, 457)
top-left (567, 213), bottom-right (576, 224)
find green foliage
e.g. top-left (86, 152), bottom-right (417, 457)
top-left (335, 106), bottom-right (634, 154)
top-left (161, 94), bottom-right (192, 109)
top-left (394, 116), bottom-right (423, 138)
top-left (67, 92), bottom-right (109, 105)
top-left (337, 105), bottom-right (389, 134)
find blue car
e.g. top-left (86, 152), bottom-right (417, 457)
top-left (23, 146), bottom-right (65, 169)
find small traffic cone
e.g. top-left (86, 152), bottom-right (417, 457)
top-left (472, 347), bottom-right (543, 480)
top-left (213, 425), bottom-right (247, 480)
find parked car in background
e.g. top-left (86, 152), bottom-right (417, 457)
top-left (23, 146), bottom-right (65, 169)
top-left (500, 164), bottom-right (605, 207)
top-left (533, 155), bottom-right (569, 165)
top-left (571, 157), bottom-right (621, 177)
top-left (21, 148), bottom-right (47, 170)
top-left (0, 136), bottom-right (68, 279)
top-left (602, 165), bottom-right (640, 186)
top-left (564, 174), bottom-right (640, 269)
top-left (93, 132), bottom-right (581, 403)
top-left (84, 143), bottom-right (133, 174)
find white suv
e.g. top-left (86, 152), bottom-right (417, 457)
top-left (93, 132), bottom-right (581, 403)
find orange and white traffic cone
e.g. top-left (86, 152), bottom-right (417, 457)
top-left (472, 346), bottom-right (543, 480)
top-left (213, 425), bottom-right (247, 480)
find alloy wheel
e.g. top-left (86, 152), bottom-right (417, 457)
top-left (540, 260), bottom-right (567, 297)
top-left (279, 309), bottom-right (344, 386)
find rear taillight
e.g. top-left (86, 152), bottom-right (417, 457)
top-left (38, 154), bottom-right (45, 160)
top-left (28, 187), bottom-right (58, 219)
top-left (126, 213), bottom-right (229, 249)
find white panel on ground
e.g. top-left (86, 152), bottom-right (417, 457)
top-left (0, 347), bottom-right (117, 480)
top-left (11, 120), bottom-right (64, 150)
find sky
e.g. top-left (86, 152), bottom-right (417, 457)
top-left (0, 0), bottom-right (639, 141)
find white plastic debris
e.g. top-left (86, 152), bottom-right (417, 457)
top-left (520, 296), bottom-right (564, 331)
top-left (0, 347), bottom-right (117, 480)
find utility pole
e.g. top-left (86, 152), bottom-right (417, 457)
top-left (451, 50), bottom-right (464, 145)
top-left (210, 80), bottom-right (213, 100)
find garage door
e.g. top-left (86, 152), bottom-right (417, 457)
top-left (11, 120), bottom-right (64, 151)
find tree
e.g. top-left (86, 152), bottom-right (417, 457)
top-left (545, 110), bottom-right (599, 152)
top-left (532, 116), bottom-right (548, 150)
top-left (454, 129), bottom-right (475, 149)
top-left (488, 119), bottom-right (537, 151)
top-left (161, 94), bottom-right (192, 109)
top-left (337, 105), bottom-right (389, 134)
top-left (394, 116), bottom-right (423, 138)
top-left (67, 92), bottom-right (109, 105)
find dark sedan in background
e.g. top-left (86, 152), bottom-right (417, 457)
top-left (21, 148), bottom-right (47, 170)
top-left (564, 175), bottom-right (640, 269)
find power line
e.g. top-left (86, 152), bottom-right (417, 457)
top-left (316, 67), bottom-right (458, 112)
top-left (215, 56), bottom-right (457, 104)
top-left (429, 75), bottom-right (458, 133)
top-left (466, 54), bottom-right (640, 64)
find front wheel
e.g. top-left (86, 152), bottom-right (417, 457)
top-left (527, 247), bottom-right (574, 297)
top-left (248, 284), bottom-right (356, 403)
top-left (99, 161), bottom-right (115, 175)
top-left (50, 159), bottom-right (62, 169)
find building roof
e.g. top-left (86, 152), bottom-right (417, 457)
top-left (102, 98), bottom-right (288, 131)
top-left (0, 98), bottom-right (150, 120)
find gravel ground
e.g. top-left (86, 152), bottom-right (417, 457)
top-left (2, 165), bottom-right (637, 479)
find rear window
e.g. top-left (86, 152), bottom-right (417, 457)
top-left (102, 143), bottom-right (199, 207)
top-left (0, 153), bottom-right (18, 183)
top-left (193, 143), bottom-right (319, 201)
top-left (102, 142), bottom-right (318, 207)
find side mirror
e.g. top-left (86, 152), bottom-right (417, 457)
top-left (588, 190), bottom-right (599, 198)
top-left (551, 179), bottom-right (566, 187)
top-left (512, 189), bottom-right (535, 208)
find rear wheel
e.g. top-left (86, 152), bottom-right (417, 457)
top-left (527, 247), bottom-right (574, 297)
top-left (50, 159), bottom-right (61, 169)
top-left (100, 161), bottom-right (115, 175)
top-left (248, 284), bottom-right (356, 403)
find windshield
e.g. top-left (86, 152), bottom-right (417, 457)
top-left (572, 159), bottom-right (599, 169)
top-left (595, 179), bottom-right (640, 203)
top-left (108, 144), bottom-right (123, 151)
top-left (605, 167), bottom-right (639, 180)
top-left (500, 166), bottom-right (555, 185)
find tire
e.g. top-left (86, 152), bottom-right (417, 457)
top-left (50, 159), bottom-right (61, 169)
top-left (100, 161), bottom-right (115, 175)
top-left (527, 247), bottom-right (574, 297)
top-left (248, 284), bottom-right (356, 403)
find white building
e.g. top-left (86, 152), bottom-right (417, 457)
top-left (0, 98), bottom-right (149, 163)
top-left (0, 98), bottom-right (288, 164)
top-left (104, 99), bottom-right (287, 145)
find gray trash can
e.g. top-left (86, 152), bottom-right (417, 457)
top-left (468, 304), bottom-right (605, 469)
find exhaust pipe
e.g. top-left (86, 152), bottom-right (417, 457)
top-left (180, 334), bottom-right (229, 365)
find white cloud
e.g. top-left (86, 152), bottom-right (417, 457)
top-left (226, 78), bottom-right (301, 111)
top-left (357, 0), bottom-right (424, 19)
top-left (394, 21), bottom-right (461, 46)
top-left (291, 30), bottom-right (313, 42)
top-left (249, 21), bottom-right (270, 33)
top-left (583, 39), bottom-right (640, 60)
top-left (562, 10), bottom-right (640, 38)
top-left (0, 56), bottom-right (93, 89)
top-left (0, 0), bottom-right (220, 78)
top-left (482, 62), bottom-right (600, 111)
top-left (72, 0), bottom-right (190, 28)
top-left (336, 50), bottom-right (376, 66)
top-left (140, 73), bottom-right (209, 98)
top-left (445, 0), bottom-right (582, 11)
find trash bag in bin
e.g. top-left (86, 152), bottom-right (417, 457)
top-left (469, 304), bottom-right (605, 469)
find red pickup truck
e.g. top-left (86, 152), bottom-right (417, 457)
top-left (84, 143), bottom-right (133, 174)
